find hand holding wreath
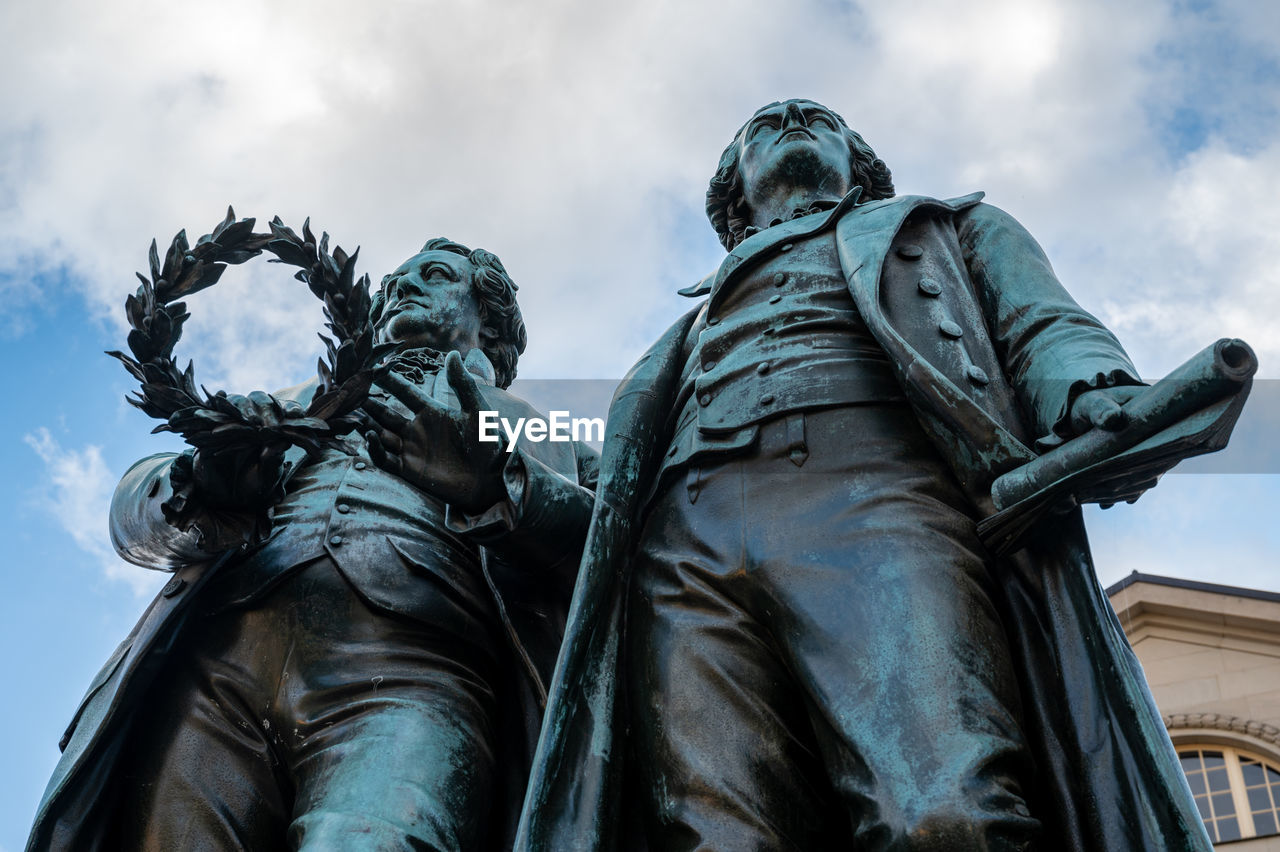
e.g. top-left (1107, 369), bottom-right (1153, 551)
top-left (109, 209), bottom-right (395, 548)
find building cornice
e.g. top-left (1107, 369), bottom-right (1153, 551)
top-left (1109, 572), bottom-right (1280, 605)
top-left (1166, 713), bottom-right (1280, 748)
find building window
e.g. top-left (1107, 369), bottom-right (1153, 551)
top-left (1179, 746), bottom-right (1280, 843)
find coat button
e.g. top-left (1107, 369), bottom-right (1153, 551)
top-left (762, 327), bottom-right (776, 336)
top-left (773, 272), bottom-right (787, 286)
top-left (161, 576), bottom-right (186, 598)
top-left (760, 394), bottom-right (775, 406)
top-left (329, 534), bottom-right (344, 546)
top-left (703, 360), bottom-right (717, 371)
top-left (780, 243), bottom-right (794, 252)
top-left (918, 277), bottom-right (942, 296)
top-left (336, 503), bottom-right (351, 514)
top-left (699, 394), bottom-right (712, 406)
top-left (939, 320), bottom-right (964, 339)
top-left (967, 365), bottom-right (990, 385)
top-left (354, 461), bottom-right (367, 471)
top-left (768, 294), bottom-right (782, 304)
top-left (897, 244), bottom-right (923, 260)
top-left (707, 316), bottom-right (721, 326)
top-left (757, 361), bottom-right (770, 375)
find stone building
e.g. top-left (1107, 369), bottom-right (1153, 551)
top-left (1109, 573), bottom-right (1280, 848)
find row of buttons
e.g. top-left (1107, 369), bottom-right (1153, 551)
top-left (330, 459), bottom-right (371, 547)
top-left (705, 270), bottom-right (790, 329)
top-left (900, 244), bottom-right (989, 387)
top-left (700, 266), bottom-right (782, 404)
top-left (704, 358), bottom-right (772, 375)
top-left (702, 268), bottom-right (790, 360)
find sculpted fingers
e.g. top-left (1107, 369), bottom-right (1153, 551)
top-left (1112, 386), bottom-right (1142, 406)
top-left (1071, 388), bottom-right (1131, 434)
top-left (374, 370), bottom-right (432, 414)
top-left (1091, 395), bottom-right (1129, 431)
top-left (365, 430), bottom-right (403, 477)
top-left (381, 429), bottom-right (404, 456)
top-left (363, 396), bottom-right (413, 434)
top-left (445, 351), bottom-right (487, 414)
top-left (1098, 476), bottom-right (1159, 509)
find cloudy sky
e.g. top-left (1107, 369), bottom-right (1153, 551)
top-left (2, 0), bottom-right (1277, 845)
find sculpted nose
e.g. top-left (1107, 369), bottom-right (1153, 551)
top-left (783, 102), bottom-right (806, 128)
top-left (397, 276), bottom-right (427, 298)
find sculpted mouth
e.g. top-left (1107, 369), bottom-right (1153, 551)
top-left (382, 302), bottom-right (424, 319)
top-left (380, 304), bottom-right (420, 324)
top-left (776, 127), bottom-right (816, 144)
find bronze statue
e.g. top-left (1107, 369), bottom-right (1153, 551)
top-left (28, 235), bottom-right (597, 850)
top-left (517, 100), bottom-right (1248, 851)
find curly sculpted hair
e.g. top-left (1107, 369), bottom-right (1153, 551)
top-left (706, 100), bottom-right (896, 251)
top-left (370, 238), bottom-right (527, 389)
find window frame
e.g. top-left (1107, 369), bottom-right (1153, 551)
top-left (1177, 743), bottom-right (1280, 843)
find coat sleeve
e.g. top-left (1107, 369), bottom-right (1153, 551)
top-left (109, 453), bottom-right (209, 569)
top-left (109, 379), bottom-right (321, 569)
top-left (958, 203), bottom-right (1144, 446)
top-left (445, 442), bottom-right (600, 573)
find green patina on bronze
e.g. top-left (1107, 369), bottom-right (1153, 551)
top-left (29, 99), bottom-right (1254, 852)
top-left (29, 232), bottom-right (597, 851)
top-left (517, 100), bottom-right (1248, 852)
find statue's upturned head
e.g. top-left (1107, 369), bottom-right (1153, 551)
top-left (371, 238), bottom-right (526, 389)
top-left (706, 99), bottom-right (895, 251)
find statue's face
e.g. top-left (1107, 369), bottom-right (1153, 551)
top-left (377, 250), bottom-right (485, 352)
top-left (737, 100), bottom-right (852, 208)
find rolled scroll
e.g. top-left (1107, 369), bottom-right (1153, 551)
top-left (979, 338), bottom-right (1256, 555)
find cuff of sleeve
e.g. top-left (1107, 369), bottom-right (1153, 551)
top-left (1038, 368), bottom-right (1146, 451)
top-left (444, 449), bottom-right (530, 540)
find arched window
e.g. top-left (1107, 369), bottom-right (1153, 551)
top-left (1179, 746), bottom-right (1280, 843)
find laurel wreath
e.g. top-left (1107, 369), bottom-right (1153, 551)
top-left (108, 207), bottom-right (395, 546)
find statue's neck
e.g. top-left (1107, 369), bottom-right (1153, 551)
top-left (748, 187), bottom-right (845, 232)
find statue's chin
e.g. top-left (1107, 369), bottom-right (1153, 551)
top-left (752, 143), bottom-right (847, 200)
top-left (381, 313), bottom-right (441, 351)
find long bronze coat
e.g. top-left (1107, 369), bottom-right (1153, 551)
top-left (30, 369), bottom-right (598, 851)
top-left (516, 193), bottom-right (1213, 851)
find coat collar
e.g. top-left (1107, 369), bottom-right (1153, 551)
top-left (677, 189), bottom-right (985, 301)
top-left (678, 186), bottom-right (864, 299)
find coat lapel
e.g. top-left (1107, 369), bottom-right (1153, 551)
top-left (836, 194), bottom-right (1036, 504)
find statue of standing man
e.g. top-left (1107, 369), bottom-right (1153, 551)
top-left (29, 237), bottom-right (598, 851)
top-left (518, 100), bottom-right (1217, 851)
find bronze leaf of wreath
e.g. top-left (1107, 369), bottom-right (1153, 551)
top-left (108, 208), bottom-right (397, 548)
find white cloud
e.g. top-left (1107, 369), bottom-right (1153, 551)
top-left (1, 0), bottom-right (1276, 575)
top-left (1075, 137), bottom-right (1280, 379)
top-left (3, 0), bottom-right (1273, 384)
top-left (22, 427), bottom-right (160, 596)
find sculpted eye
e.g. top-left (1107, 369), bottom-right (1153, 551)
top-left (747, 117), bottom-right (778, 139)
top-left (808, 113), bottom-right (836, 130)
top-left (420, 263), bottom-right (458, 282)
